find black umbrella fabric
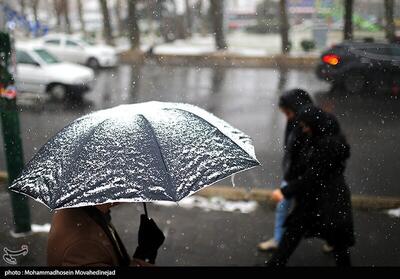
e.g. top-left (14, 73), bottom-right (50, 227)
top-left (10, 102), bottom-right (259, 210)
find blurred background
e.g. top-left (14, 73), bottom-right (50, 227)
top-left (0, 0), bottom-right (399, 266)
top-left (1, 0), bottom-right (399, 195)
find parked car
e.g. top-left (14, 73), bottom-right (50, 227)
top-left (316, 41), bottom-right (400, 94)
top-left (38, 34), bottom-right (118, 68)
top-left (15, 42), bottom-right (95, 99)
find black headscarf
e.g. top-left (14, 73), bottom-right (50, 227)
top-left (279, 89), bottom-right (314, 115)
top-left (279, 89), bottom-right (314, 146)
top-left (297, 106), bottom-right (340, 139)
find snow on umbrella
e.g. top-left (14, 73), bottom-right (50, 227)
top-left (9, 102), bottom-right (260, 210)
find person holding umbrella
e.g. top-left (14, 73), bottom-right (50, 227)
top-left (268, 107), bottom-right (355, 267)
top-left (47, 203), bottom-right (165, 266)
top-left (258, 89), bottom-right (313, 251)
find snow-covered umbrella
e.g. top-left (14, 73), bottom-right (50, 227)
top-left (10, 102), bottom-right (260, 211)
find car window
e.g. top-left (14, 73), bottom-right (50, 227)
top-left (16, 50), bottom-right (38, 65)
top-left (45, 39), bottom-right (60, 45)
top-left (391, 46), bottom-right (400, 57)
top-left (34, 49), bottom-right (59, 64)
top-left (78, 38), bottom-right (94, 46)
top-left (363, 46), bottom-right (392, 56)
top-left (66, 40), bottom-right (80, 47)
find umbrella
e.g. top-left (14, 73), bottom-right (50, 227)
top-left (10, 102), bottom-right (260, 211)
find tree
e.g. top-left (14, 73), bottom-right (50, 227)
top-left (53, 0), bottom-right (71, 33)
top-left (53, 0), bottom-right (62, 31)
top-left (19, 0), bottom-right (26, 16)
top-left (279, 0), bottom-right (290, 54)
top-left (146, 0), bottom-right (157, 41)
top-left (194, 0), bottom-right (208, 35)
top-left (343, 0), bottom-right (353, 40)
top-left (31, 0), bottom-right (40, 22)
top-left (185, 0), bottom-right (193, 37)
top-left (77, 0), bottom-right (86, 35)
top-left (63, 0), bottom-right (72, 34)
top-left (210, 0), bottom-right (227, 50)
top-left (384, 0), bottom-right (396, 43)
top-left (99, 0), bottom-right (114, 45)
top-left (127, 0), bottom-right (140, 49)
top-left (114, 0), bottom-right (124, 36)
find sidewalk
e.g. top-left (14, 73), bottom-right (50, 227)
top-left (116, 29), bottom-right (386, 68)
top-left (116, 30), bottom-right (321, 68)
top-left (1, 187), bottom-right (399, 266)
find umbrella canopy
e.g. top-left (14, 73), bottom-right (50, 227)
top-left (10, 102), bottom-right (260, 210)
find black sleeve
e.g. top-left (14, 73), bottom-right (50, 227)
top-left (281, 142), bottom-right (332, 199)
top-left (282, 127), bottom-right (307, 181)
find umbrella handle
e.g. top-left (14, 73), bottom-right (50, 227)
top-left (142, 202), bottom-right (149, 219)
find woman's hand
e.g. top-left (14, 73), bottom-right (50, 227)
top-left (271, 189), bottom-right (284, 203)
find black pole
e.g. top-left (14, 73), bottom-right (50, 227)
top-left (0, 32), bottom-right (31, 234)
top-left (142, 202), bottom-right (148, 219)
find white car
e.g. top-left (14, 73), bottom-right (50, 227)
top-left (15, 43), bottom-right (95, 99)
top-left (39, 34), bottom-right (118, 68)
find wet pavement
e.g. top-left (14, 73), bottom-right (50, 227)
top-left (0, 193), bottom-right (399, 267)
top-left (1, 64), bottom-right (400, 197)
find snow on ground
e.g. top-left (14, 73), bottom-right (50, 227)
top-left (114, 31), bottom-right (321, 57)
top-left (9, 223), bottom-right (51, 238)
top-left (387, 208), bottom-right (400, 218)
top-left (154, 196), bottom-right (258, 214)
top-left (31, 223), bottom-right (51, 233)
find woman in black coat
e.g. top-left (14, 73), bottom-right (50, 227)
top-left (268, 107), bottom-right (355, 266)
top-left (259, 89), bottom-right (314, 251)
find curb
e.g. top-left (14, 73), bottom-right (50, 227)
top-left (119, 50), bottom-right (318, 69)
top-left (196, 186), bottom-right (400, 210)
top-left (1, 172), bottom-right (398, 210)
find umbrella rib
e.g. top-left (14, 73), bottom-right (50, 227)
top-left (137, 114), bottom-right (175, 201)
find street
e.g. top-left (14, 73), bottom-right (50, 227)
top-left (1, 65), bottom-right (399, 197)
top-left (0, 193), bottom-right (399, 266)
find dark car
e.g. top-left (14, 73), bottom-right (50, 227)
top-left (316, 42), bottom-right (400, 94)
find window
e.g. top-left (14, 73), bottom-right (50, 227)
top-left (363, 46), bottom-right (392, 56)
top-left (16, 50), bottom-right (38, 65)
top-left (391, 46), bottom-right (400, 57)
top-left (34, 49), bottom-right (59, 64)
top-left (45, 39), bottom-right (60, 45)
top-left (66, 40), bottom-right (80, 47)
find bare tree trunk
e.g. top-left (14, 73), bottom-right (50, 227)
top-left (77, 0), bottom-right (86, 35)
top-left (32, 0), bottom-right (40, 22)
top-left (146, 0), bottom-right (156, 41)
top-left (343, 0), bottom-right (354, 40)
top-left (279, 0), bottom-right (290, 54)
top-left (54, 0), bottom-right (62, 31)
top-left (384, 0), bottom-right (396, 43)
top-left (210, 0), bottom-right (227, 50)
top-left (99, 0), bottom-right (114, 45)
top-left (196, 0), bottom-right (208, 35)
top-left (185, 0), bottom-right (193, 37)
top-left (114, 0), bottom-right (124, 36)
top-left (61, 0), bottom-right (72, 34)
top-left (19, 0), bottom-right (26, 15)
top-left (127, 0), bottom-right (140, 49)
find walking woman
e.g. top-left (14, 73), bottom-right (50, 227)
top-left (268, 107), bottom-right (355, 266)
top-left (258, 89), bottom-right (314, 251)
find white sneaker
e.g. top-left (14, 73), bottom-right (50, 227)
top-left (322, 243), bottom-right (334, 253)
top-left (258, 238), bottom-right (278, 251)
